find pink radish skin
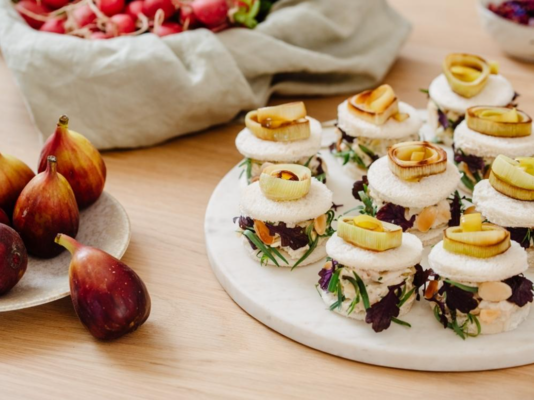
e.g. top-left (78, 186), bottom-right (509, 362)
top-left (15, 0), bottom-right (51, 29)
top-left (153, 22), bottom-right (183, 37)
top-left (73, 5), bottom-right (96, 27)
top-left (40, 17), bottom-right (66, 33)
top-left (91, 31), bottom-right (111, 39)
top-left (97, 0), bottom-right (125, 16)
top-left (142, 0), bottom-right (175, 20)
top-left (191, 0), bottom-right (228, 28)
top-left (106, 13), bottom-right (136, 35)
top-left (125, 0), bottom-right (144, 19)
top-left (179, 4), bottom-right (199, 28)
top-left (41, 0), bottom-right (69, 10)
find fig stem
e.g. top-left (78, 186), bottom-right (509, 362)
top-left (58, 115), bottom-right (69, 127)
top-left (46, 155), bottom-right (57, 175)
top-left (55, 234), bottom-right (79, 254)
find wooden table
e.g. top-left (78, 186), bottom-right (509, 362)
top-left (1, 0), bottom-right (534, 398)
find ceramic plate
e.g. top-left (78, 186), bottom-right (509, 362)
top-left (0, 192), bottom-right (130, 312)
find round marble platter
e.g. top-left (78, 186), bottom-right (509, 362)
top-left (0, 192), bottom-right (131, 312)
top-left (205, 123), bottom-right (534, 372)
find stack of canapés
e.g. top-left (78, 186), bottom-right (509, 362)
top-left (233, 52), bottom-right (534, 339)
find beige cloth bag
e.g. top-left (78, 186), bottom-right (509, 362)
top-left (0, 0), bottom-right (410, 149)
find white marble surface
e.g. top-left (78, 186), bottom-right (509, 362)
top-left (205, 145), bottom-right (534, 371)
top-left (0, 192), bottom-right (131, 312)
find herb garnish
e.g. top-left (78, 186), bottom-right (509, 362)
top-left (238, 158), bottom-right (254, 184)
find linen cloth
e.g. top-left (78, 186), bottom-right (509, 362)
top-left (0, 0), bottom-right (410, 149)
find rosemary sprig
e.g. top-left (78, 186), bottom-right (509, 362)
top-left (243, 230), bottom-right (282, 267)
top-left (398, 287), bottom-right (415, 308)
top-left (460, 173), bottom-right (475, 191)
top-left (238, 158), bottom-right (254, 184)
top-left (391, 317), bottom-right (411, 328)
top-left (444, 279), bottom-right (478, 293)
top-left (357, 186), bottom-right (377, 217)
top-left (352, 271), bottom-right (370, 310)
top-left (293, 235), bottom-right (319, 270)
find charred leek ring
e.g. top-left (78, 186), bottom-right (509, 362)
top-left (348, 84), bottom-right (399, 126)
top-left (443, 53), bottom-right (492, 98)
top-left (443, 224), bottom-right (510, 259)
top-left (257, 102), bottom-right (307, 126)
top-left (259, 164), bottom-right (311, 201)
top-left (466, 106), bottom-right (532, 138)
top-left (338, 215), bottom-right (402, 252)
top-left (245, 111), bottom-right (310, 142)
top-left (491, 155), bottom-right (534, 201)
top-left (388, 141), bottom-right (447, 181)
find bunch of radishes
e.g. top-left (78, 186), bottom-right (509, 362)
top-left (13, 0), bottom-right (275, 39)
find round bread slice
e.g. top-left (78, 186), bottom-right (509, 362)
top-left (239, 179), bottom-right (333, 225)
top-left (242, 236), bottom-right (327, 268)
top-left (326, 232), bottom-right (423, 272)
top-left (337, 101), bottom-right (423, 139)
top-left (235, 117), bottom-right (322, 162)
top-left (429, 74), bottom-right (514, 114)
top-left (454, 120), bottom-right (534, 159)
top-left (473, 179), bottom-right (534, 228)
top-left (428, 240), bottom-right (527, 283)
top-left (368, 156), bottom-right (461, 209)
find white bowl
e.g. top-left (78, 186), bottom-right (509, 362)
top-left (478, 0), bottom-right (534, 62)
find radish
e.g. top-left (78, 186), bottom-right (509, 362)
top-left (106, 13), bottom-right (136, 36)
top-left (90, 31), bottom-right (111, 39)
top-left (143, 0), bottom-right (175, 20)
top-left (73, 5), bottom-right (96, 28)
top-left (97, 0), bottom-right (125, 16)
top-left (39, 17), bottom-right (66, 33)
top-left (153, 22), bottom-right (182, 37)
top-left (41, 0), bottom-right (69, 11)
top-left (191, 0), bottom-right (229, 28)
top-left (179, 4), bottom-right (199, 28)
top-left (125, 0), bottom-right (144, 20)
top-left (15, 0), bottom-right (51, 29)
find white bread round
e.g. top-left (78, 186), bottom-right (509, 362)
top-left (239, 179), bottom-right (333, 224)
top-left (428, 240), bottom-right (527, 282)
top-left (473, 179), bottom-right (534, 227)
top-left (337, 101), bottom-right (423, 139)
top-left (367, 156), bottom-right (461, 209)
top-left (242, 236), bottom-right (327, 268)
top-left (319, 287), bottom-right (415, 321)
top-left (235, 117), bottom-right (322, 162)
top-left (411, 225), bottom-right (445, 247)
top-left (454, 120), bottom-right (534, 159)
top-left (429, 74), bottom-right (515, 114)
top-left (326, 232), bottom-right (423, 272)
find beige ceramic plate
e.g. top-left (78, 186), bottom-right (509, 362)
top-left (0, 192), bottom-right (131, 312)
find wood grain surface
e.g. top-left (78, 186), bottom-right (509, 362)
top-left (1, 0), bottom-right (534, 398)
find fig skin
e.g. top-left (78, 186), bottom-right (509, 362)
top-left (38, 116), bottom-right (106, 209)
top-left (0, 154), bottom-right (35, 217)
top-left (13, 156), bottom-right (79, 258)
top-left (56, 234), bottom-right (151, 341)
top-left (0, 209), bottom-right (10, 227)
top-left (0, 224), bottom-right (28, 295)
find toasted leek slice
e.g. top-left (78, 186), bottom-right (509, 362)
top-left (466, 106), bottom-right (532, 137)
top-left (461, 213), bottom-right (483, 232)
top-left (443, 53), bottom-right (491, 98)
top-left (353, 215), bottom-right (384, 232)
top-left (257, 102), bottom-right (307, 125)
top-left (338, 216), bottom-right (402, 252)
top-left (443, 224), bottom-right (510, 258)
top-left (259, 164), bottom-right (311, 201)
top-left (348, 84), bottom-right (399, 126)
top-left (517, 157), bottom-right (534, 175)
top-left (245, 111), bottom-right (311, 142)
top-left (492, 155), bottom-right (534, 190)
top-left (388, 141), bottom-right (447, 181)
top-left (489, 171), bottom-right (534, 201)
top-left (392, 112), bottom-right (410, 122)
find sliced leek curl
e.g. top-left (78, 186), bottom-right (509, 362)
top-left (466, 106), bottom-right (532, 138)
top-left (257, 102), bottom-right (307, 127)
top-left (491, 155), bottom-right (534, 200)
top-left (443, 224), bottom-right (510, 259)
top-left (259, 164), bottom-right (311, 201)
top-left (443, 53), bottom-right (495, 98)
top-left (338, 215), bottom-right (402, 252)
top-left (388, 141), bottom-right (447, 182)
top-left (245, 110), bottom-right (310, 142)
top-left (348, 84), bottom-right (399, 126)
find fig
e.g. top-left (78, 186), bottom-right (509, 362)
top-left (55, 234), bottom-right (151, 340)
top-left (0, 209), bottom-right (10, 227)
top-left (38, 116), bottom-right (106, 209)
top-left (13, 156), bottom-right (79, 258)
top-left (0, 224), bottom-right (28, 295)
top-left (0, 153), bottom-right (35, 217)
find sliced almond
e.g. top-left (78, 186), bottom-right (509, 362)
top-left (323, 261), bottom-right (333, 270)
top-left (253, 220), bottom-right (275, 245)
top-left (424, 280), bottom-right (439, 299)
top-left (314, 214), bottom-right (327, 236)
top-left (478, 281), bottom-right (512, 302)
top-left (480, 308), bottom-right (501, 324)
top-left (415, 206), bottom-right (437, 233)
top-left (259, 162), bottom-right (274, 173)
top-left (464, 205), bottom-right (477, 215)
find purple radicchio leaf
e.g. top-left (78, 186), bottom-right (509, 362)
top-left (338, 126), bottom-right (356, 144)
top-left (266, 222), bottom-right (309, 250)
top-left (437, 109), bottom-right (449, 130)
top-left (448, 191), bottom-right (462, 227)
top-left (318, 259), bottom-right (339, 291)
top-left (453, 146), bottom-right (485, 174)
top-left (507, 227), bottom-right (532, 249)
top-left (352, 175), bottom-right (369, 202)
top-left (365, 282), bottom-right (404, 332)
top-left (504, 274), bottom-right (534, 307)
top-left (413, 264), bottom-right (432, 301)
top-left (440, 282), bottom-right (478, 314)
top-left (429, 294), bottom-right (449, 328)
top-left (451, 114), bottom-right (465, 131)
top-left (376, 203), bottom-right (415, 232)
top-left (234, 216), bottom-right (257, 250)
